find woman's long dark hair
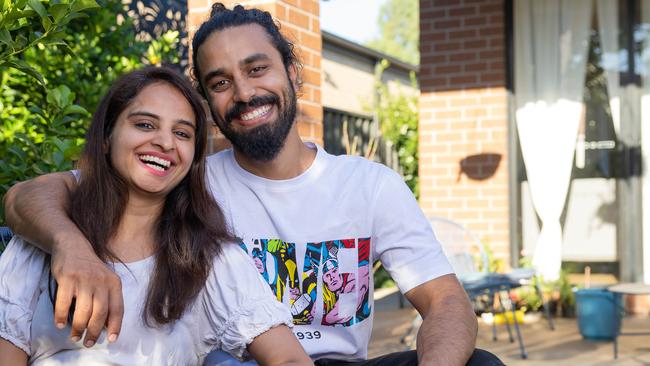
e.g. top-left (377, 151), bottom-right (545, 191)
top-left (69, 67), bottom-right (235, 325)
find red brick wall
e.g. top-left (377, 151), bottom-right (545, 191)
top-left (187, 0), bottom-right (323, 152)
top-left (419, 0), bottom-right (510, 263)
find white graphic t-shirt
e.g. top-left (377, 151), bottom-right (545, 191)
top-left (205, 143), bottom-right (453, 361)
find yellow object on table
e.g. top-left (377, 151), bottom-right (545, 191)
top-left (492, 310), bottom-right (525, 325)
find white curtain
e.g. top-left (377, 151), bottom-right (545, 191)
top-left (641, 0), bottom-right (650, 284)
top-left (515, 0), bottom-right (593, 280)
top-left (597, 0), bottom-right (621, 137)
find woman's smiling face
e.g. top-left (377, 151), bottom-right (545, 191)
top-left (109, 81), bottom-right (197, 200)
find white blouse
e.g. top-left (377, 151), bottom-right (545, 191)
top-left (0, 237), bottom-right (292, 365)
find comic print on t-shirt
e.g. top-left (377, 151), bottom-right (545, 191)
top-left (241, 237), bottom-right (372, 327)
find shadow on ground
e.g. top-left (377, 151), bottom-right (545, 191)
top-left (369, 288), bottom-right (650, 366)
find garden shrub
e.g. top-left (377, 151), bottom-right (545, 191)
top-left (0, 0), bottom-right (180, 228)
top-left (374, 59), bottom-right (419, 198)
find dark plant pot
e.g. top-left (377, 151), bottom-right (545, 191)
top-left (559, 303), bottom-right (576, 318)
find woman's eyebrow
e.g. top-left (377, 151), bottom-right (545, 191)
top-left (128, 111), bottom-right (159, 119)
top-left (177, 119), bottom-right (196, 130)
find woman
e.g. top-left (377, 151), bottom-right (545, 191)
top-left (0, 67), bottom-right (311, 365)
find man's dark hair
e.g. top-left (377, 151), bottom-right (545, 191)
top-left (191, 2), bottom-right (301, 95)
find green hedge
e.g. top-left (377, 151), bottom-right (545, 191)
top-left (0, 0), bottom-right (179, 225)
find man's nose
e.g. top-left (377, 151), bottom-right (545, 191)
top-left (233, 78), bottom-right (255, 103)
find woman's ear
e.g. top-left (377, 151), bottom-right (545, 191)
top-left (102, 139), bottom-right (110, 154)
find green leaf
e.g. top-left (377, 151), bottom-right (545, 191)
top-left (53, 150), bottom-right (64, 167)
top-left (8, 146), bottom-right (27, 159)
top-left (48, 85), bottom-right (74, 108)
top-left (162, 30), bottom-right (179, 44)
top-left (63, 104), bottom-right (87, 116)
top-left (6, 9), bottom-right (36, 24)
top-left (51, 136), bottom-right (67, 151)
top-left (26, 0), bottom-right (47, 19)
top-left (13, 34), bottom-right (28, 49)
top-left (71, 0), bottom-right (99, 12)
top-left (46, 88), bottom-right (62, 107)
top-left (44, 29), bottom-right (67, 40)
top-left (4, 59), bottom-right (45, 86)
top-left (64, 144), bottom-right (82, 160)
top-left (41, 15), bottom-right (53, 31)
top-left (58, 11), bottom-right (87, 26)
top-left (27, 105), bottom-right (46, 117)
top-left (0, 29), bottom-right (12, 47)
top-left (31, 162), bottom-right (46, 174)
top-left (49, 3), bottom-right (70, 23)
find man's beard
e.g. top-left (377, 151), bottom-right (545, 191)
top-left (214, 83), bottom-right (297, 162)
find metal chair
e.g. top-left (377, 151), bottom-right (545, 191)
top-left (400, 217), bottom-right (528, 359)
top-left (506, 267), bottom-right (555, 330)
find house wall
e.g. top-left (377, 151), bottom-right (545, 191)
top-left (321, 47), bottom-right (376, 115)
top-left (322, 43), bottom-right (417, 115)
top-left (418, 0), bottom-right (511, 263)
top-left (186, 0), bottom-right (323, 151)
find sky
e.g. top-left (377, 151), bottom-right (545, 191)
top-left (319, 0), bottom-right (386, 45)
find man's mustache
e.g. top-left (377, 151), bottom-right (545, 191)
top-left (225, 94), bottom-right (280, 122)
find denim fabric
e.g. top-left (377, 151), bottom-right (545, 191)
top-left (314, 348), bottom-right (505, 366)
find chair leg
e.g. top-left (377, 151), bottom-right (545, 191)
top-left (496, 291), bottom-right (514, 343)
top-left (400, 314), bottom-right (422, 350)
top-left (535, 281), bottom-right (555, 330)
top-left (488, 292), bottom-right (498, 341)
top-left (500, 289), bottom-right (528, 359)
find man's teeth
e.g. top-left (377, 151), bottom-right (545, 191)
top-left (139, 155), bottom-right (171, 170)
top-left (241, 105), bottom-right (271, 121)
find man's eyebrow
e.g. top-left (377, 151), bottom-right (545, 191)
top-left (202, 53), bottom-right (271, 84)
top-left (241, 53), bottom-right (270, 67)
top-left (203, 68), bottom-right (225, 84)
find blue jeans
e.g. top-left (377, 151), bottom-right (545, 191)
top-left (203, 349), bottom-right (504, 366)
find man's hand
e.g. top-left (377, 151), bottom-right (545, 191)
top-left (51, 234), bottom-right (124, 347)
top-left (4, 172), bottom-right (125, 346)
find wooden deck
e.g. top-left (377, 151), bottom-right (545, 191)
top-left (368, 289), bottom-right (650, 365)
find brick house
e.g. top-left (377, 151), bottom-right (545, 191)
top-left (419, 0), bottom-right (650, 287)
top-left (185, 0), bottom-right (650, 284)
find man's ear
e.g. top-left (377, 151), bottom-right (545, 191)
top-left (288, 63), bottom-right (300, 90)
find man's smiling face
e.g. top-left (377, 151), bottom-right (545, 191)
top-left (197, 23), bottom-right (298, 161)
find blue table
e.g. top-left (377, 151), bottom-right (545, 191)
top-left (608, 283), bottom-right (650, 359)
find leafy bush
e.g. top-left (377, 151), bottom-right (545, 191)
top-left (374, 59), bottom-right (419, 197)
top-left (371, 59), bottom-right (419, 288)
top-left (0, 0), bottom-right (180, 225)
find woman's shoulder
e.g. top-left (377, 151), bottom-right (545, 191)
top-left (209, 242), bottom-right (252, 277)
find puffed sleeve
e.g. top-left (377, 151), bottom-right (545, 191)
top-left (0, 236), bottom-right (48, 354)
top-left (199, 243), bottom-right (293, 360)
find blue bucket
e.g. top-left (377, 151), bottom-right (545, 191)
top-left (575, 288), bottom-right (622, 340)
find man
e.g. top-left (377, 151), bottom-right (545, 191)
top-left (4, 3), bottom-right (503, 365)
